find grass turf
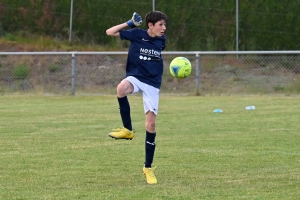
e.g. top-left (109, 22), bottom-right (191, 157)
top-left (0, 95), bottom-right (299, 200)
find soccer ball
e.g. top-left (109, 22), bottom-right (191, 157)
top-left (169, 57), bottom-right (192, 78)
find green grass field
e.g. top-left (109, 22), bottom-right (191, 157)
top-left (0, 95), bottom-right (299, 200)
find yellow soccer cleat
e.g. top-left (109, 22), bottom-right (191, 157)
top-left (143, 166), bottom-right (157, 184)
top-left (108, 127), bottom-right (135, 140)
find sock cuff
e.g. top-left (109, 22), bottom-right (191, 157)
top-left (118, 96), bottom-right (128, 102)
top-left (146, 131), bottom-right (156, 138)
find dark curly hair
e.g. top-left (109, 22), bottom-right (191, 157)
top-left (145, 11), bottom-right (167, 28)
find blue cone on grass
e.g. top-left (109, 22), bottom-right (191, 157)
top-left (213, 109), bottom-right (223, 113)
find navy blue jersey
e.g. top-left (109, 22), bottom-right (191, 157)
top-left (120, 28), bottom-right (166, 89)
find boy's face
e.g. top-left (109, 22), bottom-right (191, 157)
top-left (147, 20), bottom-right (166, 37)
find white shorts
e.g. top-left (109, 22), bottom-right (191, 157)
top-left (125, 76), bottom-right (160, 115)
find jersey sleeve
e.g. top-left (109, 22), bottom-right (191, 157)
top-left (119, 29), bottom-right (135, 41)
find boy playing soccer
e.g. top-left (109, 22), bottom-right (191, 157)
top-left (106, 11), bottom-right (167, 184)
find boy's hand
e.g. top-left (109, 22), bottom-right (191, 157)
top-left (126, 12), bottom-right (142, 28)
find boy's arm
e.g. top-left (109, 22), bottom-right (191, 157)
top-left (106, 23), bottom-right (128, 37)
top-left (106, 12), bottom-right (142, 37)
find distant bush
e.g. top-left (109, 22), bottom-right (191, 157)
top-left (49, 65), bottom-right (60, 73)
top-left (5, 33), bottom-right (16, 41)
top-left (14, 65), bottom-right (30, 79)
top-left (0, 22), bottom-right (5, 36)
top-left (0, 0), bottom-right (299, 50)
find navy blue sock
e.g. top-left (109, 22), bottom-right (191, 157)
top-left (145, 131), bottom-right (156, 168)
top-left (118, 96), bottom-right (132, 131)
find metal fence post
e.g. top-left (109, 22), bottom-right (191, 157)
top-left (69, 0), bottom-right (74, 43)
top-left (152, 0), bottom-right (155, 11)
top-left (195, 53), bottom-right (200, 96)
top-left (71, 52), bottom-right (76, 95)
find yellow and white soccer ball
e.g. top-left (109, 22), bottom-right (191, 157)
top-left (169, 57), bottom-right (192, 79)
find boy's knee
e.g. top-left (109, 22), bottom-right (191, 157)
top-left (117, 80), bottom-right (133, 97)
top-left (117, 83), bottom-right (127, 97)
top-left (146, 121), bottom-right (156, 132)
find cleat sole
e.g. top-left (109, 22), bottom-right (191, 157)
top-left (109, 135), bottom-right (132, 140)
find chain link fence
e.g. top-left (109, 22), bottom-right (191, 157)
top-left (0, 51), bottom-right (300, 95)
